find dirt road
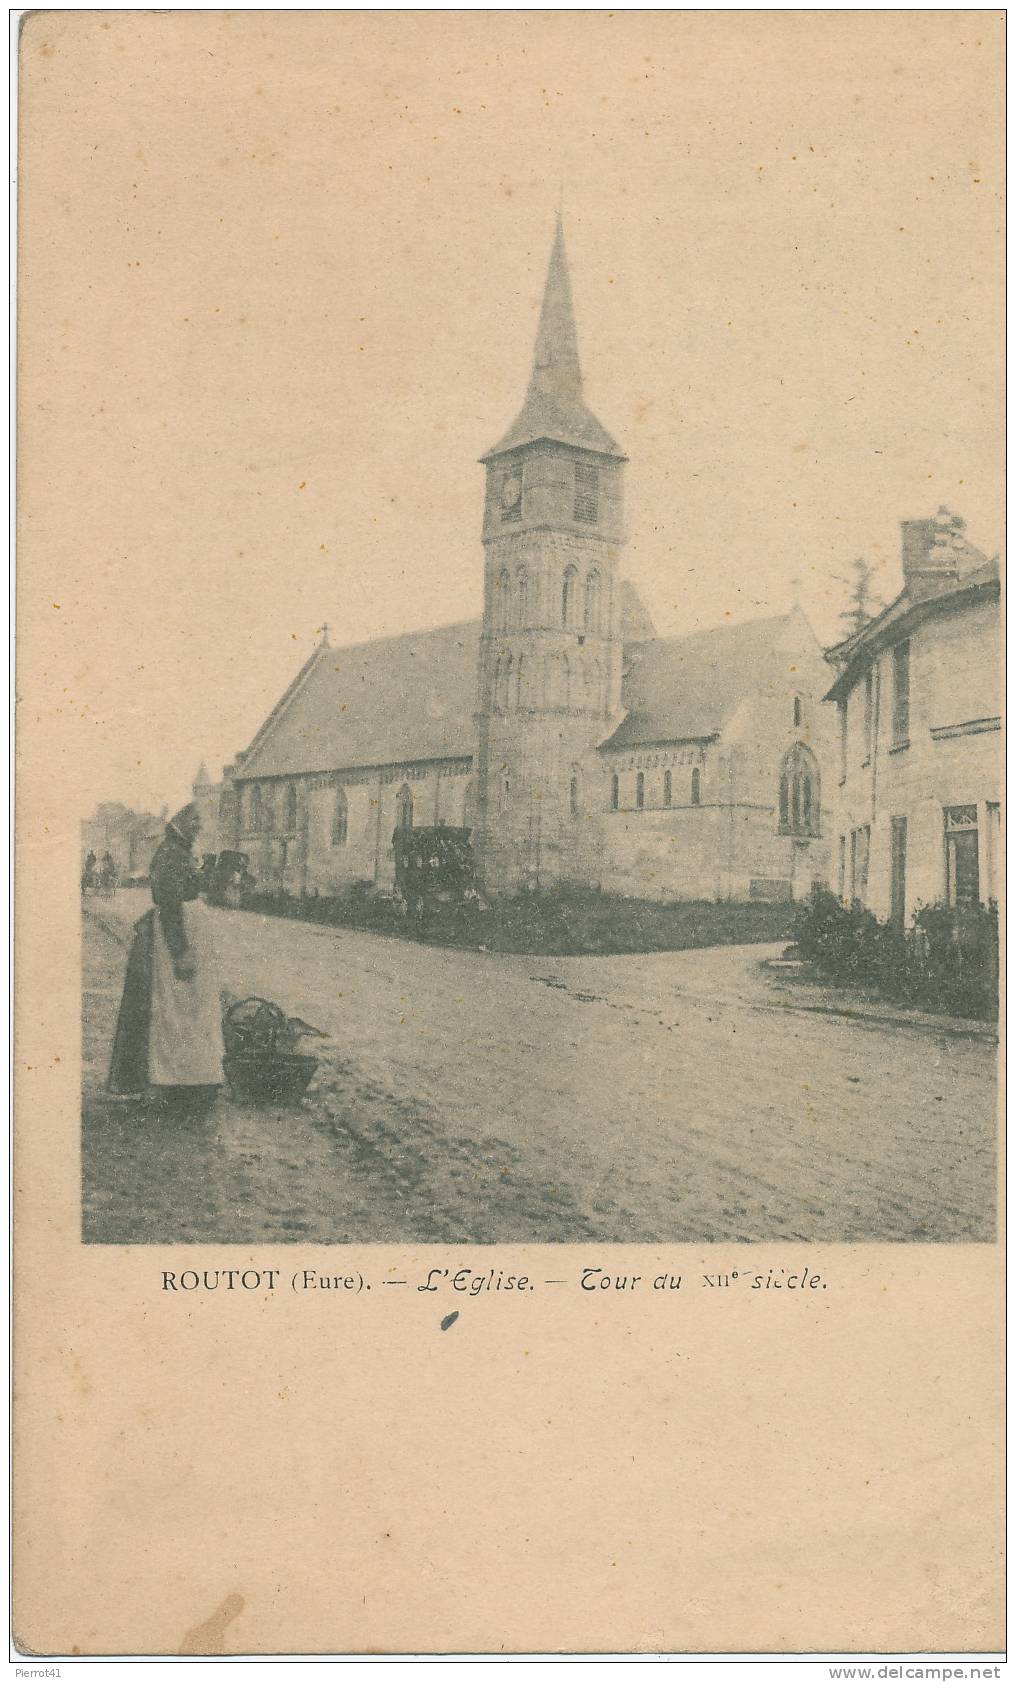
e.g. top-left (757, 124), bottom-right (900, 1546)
top-left (82, 897), bottom-right (997, 1243)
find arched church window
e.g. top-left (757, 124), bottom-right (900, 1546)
top-left (584, 570), bottom-right (601, 634)
top-left (494, 652), bottom-right (512, 712)
top-left (562, 565), bottom-right (579, 629)
top-left (610, 773), bottom-right (620, 811)
top-left (495, 570), bottom-right (510, 633)
top-left (663, 770), bottom-right (672, 808)
top-left (285, 783), bottom-right (298, 831)
top-left (570, 774), bottom-right (580, 817)
top-left (514, 654), bottom-right (527, 710)
top-left (528, 653), bottom-right (545, 710)
top-left (332, 786), bottom-right (348, 847)
top-left (636, 772), bottom-right (645, 810)
top-left (396, 783), bottom-right (414, 833)
top-left (778, 744), bottom-right (820, 837)
top-left (548, 652), bottom-right (565, 709)
top-left (515, 568), bottom-right (529, 629)
top-left (562, 653), bottom-right (573, 709)
top-left (691, 768), bottom-right (701, 806)
top-left (589, 657), bottom-right (603, 715)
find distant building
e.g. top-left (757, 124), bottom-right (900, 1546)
top-left (824, 508), bottom-right (1001, 923)
top-left (191, 762), bottom-right (222, 856)
top-left (81, 802), bottom-right (166, 881)
top-left (210, 218), bottom-right (834, 903)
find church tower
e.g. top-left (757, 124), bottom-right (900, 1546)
top-left (474, 217), bottom-right (627, 893)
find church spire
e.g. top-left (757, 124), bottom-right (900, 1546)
top-left (482, 215), bottom-right (624, 461)
top-left (527, 214), bottom-right (583, 408)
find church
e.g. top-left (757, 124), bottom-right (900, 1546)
top-left (211, 219), bottom-right (832, 904)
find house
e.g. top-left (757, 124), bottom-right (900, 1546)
top-left (823, 508), bottom-right (1001, 923)
top-left (209, 218), bottom-right (834, 903)
top-left (80, 801), bottom-right (166, 881)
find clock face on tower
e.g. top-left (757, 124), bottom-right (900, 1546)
top-left (500, 470), bottom-right (523, 517)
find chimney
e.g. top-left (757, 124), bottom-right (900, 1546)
top-left (901, 506), bottom-right (965, 599)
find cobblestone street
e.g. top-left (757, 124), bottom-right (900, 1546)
top-left (82, 895), bottom-right (997, 1244)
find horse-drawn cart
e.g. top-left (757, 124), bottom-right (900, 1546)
top-left (392, 825), bottom-right (479, 919)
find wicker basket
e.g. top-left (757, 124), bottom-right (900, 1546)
top-left (222, 1052), bottom-right (318, 1106)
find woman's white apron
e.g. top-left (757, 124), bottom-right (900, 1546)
top-left (149, 900), bottom-right (223, 1086)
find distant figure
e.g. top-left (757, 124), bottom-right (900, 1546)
top-left (198, 853), bottom-right (218, 898)
top-left (99, 852), bottom-right (117, 894)
top-left (107, 802), bottom-right (223, 1112)
top-left (82, 850), bottom-right (97, 893)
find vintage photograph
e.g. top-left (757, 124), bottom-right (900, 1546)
top-left (74, 11), bottom-right (1001, 1247)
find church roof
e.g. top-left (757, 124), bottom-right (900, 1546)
top-left (234, 620), bottom-right (481, 780)
top-left (235, 607), bottom-right (808, 782)
top-left (605, 612), bottom-right (799, 749)
top-left (483, 217), bottom-right (624, 461)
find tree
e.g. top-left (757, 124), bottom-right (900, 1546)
top-left (834, 557), bottom-right (884, 638)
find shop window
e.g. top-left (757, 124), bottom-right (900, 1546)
top-left (944, 805), bottom-right (979, 907)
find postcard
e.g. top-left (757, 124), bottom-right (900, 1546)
top-left (14, 9), bottom-right (1003, 1657)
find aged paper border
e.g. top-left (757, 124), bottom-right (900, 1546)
top-left (13, 7), bottom-right (1004, 1657)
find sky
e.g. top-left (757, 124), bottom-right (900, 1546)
top-left (21, 11), bottom-right (1003, 818)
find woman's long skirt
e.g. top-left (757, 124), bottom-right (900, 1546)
top-left (108, 902), bottom-right (222, 1092)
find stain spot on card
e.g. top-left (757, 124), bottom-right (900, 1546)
top-left (179, 1592), bottom-right (244, 1655)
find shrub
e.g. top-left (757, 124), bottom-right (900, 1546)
top-left (232, 882), bottom-right (796, 957)
top-left (795, 888), bottom-right (998, 1020)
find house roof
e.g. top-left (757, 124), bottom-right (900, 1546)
top-left (234, 620), bottom-right (481, 780)
top-left (604, 613), bottom-right (799, 750)
top-left (823, 555), bottom-right (1000, 703)
top-left (483, 216), bottom-right (624, 461)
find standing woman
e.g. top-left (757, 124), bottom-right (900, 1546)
top-left (108, 803), bottom-right (223, 1112)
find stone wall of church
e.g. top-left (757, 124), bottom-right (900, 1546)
top-left (231, 761), bottom-right (474, 896)
top-left (599, 798), bottom-right (829, 903)
top-left (596, 716), bottom-right (832, 903)
top-left (597, 744), bottom-right (732, 900)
